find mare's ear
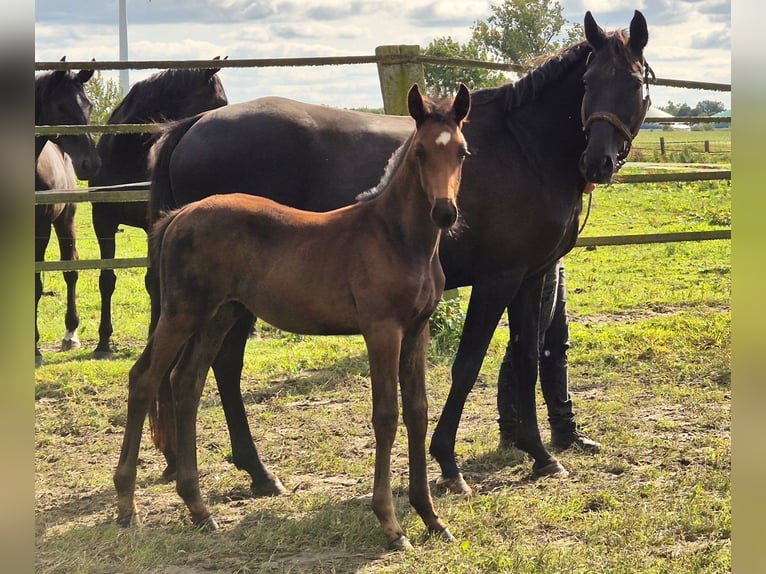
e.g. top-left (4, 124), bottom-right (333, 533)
top-left (77, 59), bottom-right (95, 84)
top-left (584, 11), bottom-right (606, 51)
top-left (629, 10), bottom-right (649, 56)
top-left (206, 56), bottom-right (225, 77)
top-left (407, 84), bottom-right (426, 126)
top-left (453, 83), bottom-right (471, 124)
top-left (53, 56), bottom-right (68, 84)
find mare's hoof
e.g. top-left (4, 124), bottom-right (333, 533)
top-left (92, 349), bottom-right (114, 360)
top-left (251, 477), bottom-right (288, 497)
top-left (60, 338), bottom-right (80, 351)
top-left (389, 534), bottom-right (414, 551)
top-left (532, 459), bottom-right (569, 479)
top-left (437, 528), bottom-right (456, 543)
top-left (35, 354), bottom-right (43, 368)
top-left (116, 513), bottom-right (141, 528)
top-left (195, 515), bottom-right (219, 532)
top-left (435, 473), bottom-right (473, 496)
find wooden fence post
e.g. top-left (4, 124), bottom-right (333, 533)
top-left (375, 45), bottom-right (425, 115)
top-left (660, 137), bottom-right (666, 155)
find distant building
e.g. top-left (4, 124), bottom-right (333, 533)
top-left (712, 109), bottom-right (731, 129)
top-left (642, 106), bottom-right (691, 131)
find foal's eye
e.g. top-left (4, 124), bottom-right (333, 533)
top-left (414, 144), bottom-right (426, 159)
top-left (458, 147), bottom-right (470, 161)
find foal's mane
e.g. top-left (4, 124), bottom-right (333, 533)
top-left (356, 98), bottom-right (459, 203)
top-left (108, 68), bottom-right (221, 124)
top-left (34, 69), bottom-right (76, 122)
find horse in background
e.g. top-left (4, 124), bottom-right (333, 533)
top-left (35, 58), bottom-right (101, 367)
top-left (146, 11), bottom-right (651, 494)
top-left (115, 85), bottom-right (471, 550)
top-left (89, 60), bottom-right (228, 359)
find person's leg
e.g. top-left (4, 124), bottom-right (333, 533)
top-left (539, 262), bottom-right (601, 452)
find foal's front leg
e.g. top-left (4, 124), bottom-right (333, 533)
top-left (364, 325), bottom-right (410, 550)
top-left (53, 205), bottom-right (80, 351)
top-left (399, 323), bottom-right (453, 542)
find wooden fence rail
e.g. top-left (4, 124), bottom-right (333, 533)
top-left (35, 50), bottom-right (731, 273)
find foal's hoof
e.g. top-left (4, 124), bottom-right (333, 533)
top-left (436, 527), bottom-right (456, 543)
top-left (251, 477), bottom-right (288, 497)
top-left (116, 512), bottom-right (141, 528)
top-left (92, 349), bottom-right (114, 360)
top-left (35, 354), bottom-right (43, 368)
top-left (435, 473), bottom-right (473, 496)
top-left (389, 534), bottom-right (414, 552)
top-left (161, 466), bottom-right (177, 482)
top-left (532, 459), bottom-right (569, 479)
top-left (195, 515), bottom-right (219, 532)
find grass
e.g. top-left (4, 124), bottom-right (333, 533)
top-left (35, 135), bottom-right (730, 572)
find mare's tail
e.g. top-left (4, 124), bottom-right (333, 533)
top-left (146, 208), bottom-right (182, 455)
top-left (147, 112), bottom-right (205, 222)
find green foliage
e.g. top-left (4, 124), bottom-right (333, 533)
top-left (83, 70), bottom-right (122, 126)
top-left (429, 295), bottom-right (466, 357)
top-left (424, 0), bottom-right (582, 98)
top-left (658, 99), bottom-right (727, 117)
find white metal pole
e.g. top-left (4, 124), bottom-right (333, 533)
top-left (118, 0), bottom-right (129, 95)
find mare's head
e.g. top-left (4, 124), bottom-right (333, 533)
top-left (109, 57), bottom-right (228, 125)
top-left (35, 57), bottom-right (101, 179)
top-left (579, 10), bottom-right (651, 183)
top-left (408, 83), bottom-right (471, 229)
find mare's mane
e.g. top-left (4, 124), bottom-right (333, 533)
top-left (109, 68), bottom-right (221, 124)
top-left (34, 70), bottom-right (72, 122)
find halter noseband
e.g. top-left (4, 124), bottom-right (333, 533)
top-left (581, 56), bottom-right (655, 170)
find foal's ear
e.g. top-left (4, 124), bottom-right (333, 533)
top-left (452, 83), bottom-right (470, 124)
top-left (584, 11), bottom-right (606, 51)
top-left (407, 84), bottom-right (427, 126)
top-left (629, 10), bottom-right (649, 56)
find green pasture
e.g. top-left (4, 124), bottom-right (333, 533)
top-left (35, 136), bottom-right (730, 573)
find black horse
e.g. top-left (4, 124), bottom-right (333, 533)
top-left (147, 11), bottom-right (651, 494)
top-left (35, 58), bottom-right (101, 367)
top-left (89, 62), bottom-right (228, 358)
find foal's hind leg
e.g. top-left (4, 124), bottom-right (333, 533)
top-left (399, 323), bottom-right (453, 542)
top-left (171, 305), bottom-right (243, 530)
top-left (114, 319), bottom-right (192, 527)
top-left (53, 204), bottom-right (80, 351)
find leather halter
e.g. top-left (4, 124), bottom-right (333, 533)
top-left (581, 57), bottom-right (655, 170)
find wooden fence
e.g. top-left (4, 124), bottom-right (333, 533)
top-left (35, 50), bottom-right (731, 273)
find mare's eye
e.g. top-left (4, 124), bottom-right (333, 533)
top-left (414, 144), bottom-right (425, 159)
top-left (458, 147), bottom-right (470, 160)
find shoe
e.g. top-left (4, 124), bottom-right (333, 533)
top-left (550, 430), bottom-right (601, 453)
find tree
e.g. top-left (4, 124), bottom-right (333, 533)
top-left (423, 36), bottom-right (505, 98)
top-left (423, 0), bottom-right (583, 98)
top-left (84, 71), bottom-right (122, 126)
top-left (693, 100), bottom-right (725, 116)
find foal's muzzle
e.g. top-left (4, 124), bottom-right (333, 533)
top-left (431, 198), bottom-right (458, 229)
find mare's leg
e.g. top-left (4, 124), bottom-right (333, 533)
top-left (500, 275), bottom-right (567, 478)
top-left (364, 324), bottom-right (410, 550)
top-left (92, 209), bottom-right (119, 358)
top-left (53, 204), bottom-right (80, 351)
top-left (398, 323), bottom-right (453, 542)
top-left (113, 317), bottom-right (192, 527)
top-left (172, 305), bottom-right (241, 530)
top-left (35, 214), bottom-right (52, 367)
top-left (429, 272), bottom-right (521, 494)
top-left (211, 306), bottom-right (286, 496)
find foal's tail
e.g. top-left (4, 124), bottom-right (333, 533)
top-left (147, 112), bottom-right (205, 223)
top-left (147, 208), bottom-right (182, 455)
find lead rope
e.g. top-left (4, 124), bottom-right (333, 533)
top-left (578, 188), bottom-right (593, 236)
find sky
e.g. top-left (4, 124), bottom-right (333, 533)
top-left (34, 1), bottom-right (731, 111)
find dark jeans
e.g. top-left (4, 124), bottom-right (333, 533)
top-left (497, 260), bottom-right (576, 436)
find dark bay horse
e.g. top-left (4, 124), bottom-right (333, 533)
top-left (114, 85), bottom-right (471, 550)
top-left (147, 11), bottom-right (651, 494)
top-left (35, 59), bottom-right (101, 367)
top-left (89, 62), bottom-right (228, 359)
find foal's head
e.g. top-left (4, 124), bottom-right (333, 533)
top-left (407, 83), bottom-right (471, 229)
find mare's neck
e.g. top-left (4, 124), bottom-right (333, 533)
top-left (506, 58), bottom-right (588, 182)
